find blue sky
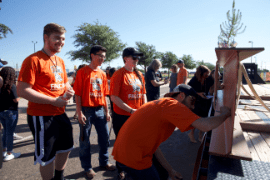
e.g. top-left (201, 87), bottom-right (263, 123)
top-left (0, 0), bottom-right (270, 71)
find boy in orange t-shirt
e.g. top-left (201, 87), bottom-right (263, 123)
top-left (112, 84), bottom-right (231, 180)
top-left (177, 60), bottom-right (188, 85)
top-left (17, 23), bottom-right (74, 180)
top-left (73, 45), bottom-right (115, 179)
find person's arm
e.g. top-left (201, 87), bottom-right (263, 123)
top-left (191, 106), bottom-right (231, 132)
top-left (104, 96), bottom-right (111, 121)
top-left (150, 79), bottom-right (167, 87)
top-left (17, 81), bottom-right (67, 107)
top-left (110, 95), bottom-right (136, 114)
top-left (143, 94), bottom-right (147, 104)
top-left (183, 76), bottom-right (187, 84)
top-left (155, 147), bottom-right (183, 180)
top-left (64, 82), bottom-right (75, 100)
top-left (75, 95), bottom-right (87, 125)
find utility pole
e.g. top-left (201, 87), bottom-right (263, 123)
top-left (248, 41), bottom-right (253, 63)
top-left (32, 41), bottom-right (38, 53)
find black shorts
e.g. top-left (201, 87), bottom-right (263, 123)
top-left (27, 113), bottom-right (73, 166)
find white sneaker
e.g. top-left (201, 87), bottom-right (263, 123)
top-left (13, 133), bottom-right (23, 140)
top-left (3, 152), bottom-right (21, 161)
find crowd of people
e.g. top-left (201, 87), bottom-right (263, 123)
top-left (0, 23), bottom-right (230, 180)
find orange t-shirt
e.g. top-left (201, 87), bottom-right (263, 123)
top-left (73, 66), bottom-right (108, 107)
top-left (18, 51), bottom-right (68, 116)
top-left (112, 98), bottom-right (200, 170)
top-left (110, 67), bottom-right (146, 116)
top-left (177, 67), bottom-right (188, 85)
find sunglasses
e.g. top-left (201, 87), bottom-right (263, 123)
top-left (131, 56), bottom-right (140, 60)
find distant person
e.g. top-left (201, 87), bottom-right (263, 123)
top-left (0, 67), bottom-right (21, 161)
top-left (188, 65), bottom-right (211, 143)
top-left (106, 66), bottom-right (111, 81)
top-left (73, 45), bottom-right (115, 179)
top-left (112, 84), bottom-right (231, 180)
top-left (145, 59), bottom-right (168, 101)
top-left (169, 64), bottom-right (178, 92)
top-left (177, 60), bottom-right (188, 85)
top-left (108, 67), bottom-right (116, 114)
top-left (110, 47), bottom-right (146, 179)
top-left (17, 23), bottom-right (74, 180)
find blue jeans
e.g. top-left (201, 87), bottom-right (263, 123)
top-left (0, 110), bottom-right (18, 152)
top-left (79, 106), bottom-right (109, 172)
top-left (117, 162), bottom-right (160, 180)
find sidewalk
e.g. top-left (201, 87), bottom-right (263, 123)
top-left (1, 95), bottom-right (201, 180)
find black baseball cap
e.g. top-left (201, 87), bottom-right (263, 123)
top-left (164, 84), bottom-right (198, 98)
top-left (177, 60), bottom-right (184, 64)
top-left (122, 47), bottom-right (143, 58)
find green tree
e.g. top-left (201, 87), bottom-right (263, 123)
top-left (181, 54), bottom-right (196, 70)
top-left (161, 52), bottom-right (178, 77)
top-left (0, 24), bottom-right (13, 40)
top-left (67, 21), bottom-right (126, 63)
top-left (218, 0), bottom-right (246, 46)
top-left (196, 60), bottom-right (215, 71)
top-left (135, 42), bottom-right (162, 73)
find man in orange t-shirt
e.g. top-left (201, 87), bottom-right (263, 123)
top-left (112, 84), bottom-right (231, 180)
top-left (177, 60), bottom-right (188, 85)
top-left (17, 23), bottom-right (74, 180)
top-left (73, 45), bottom-right (115, 179)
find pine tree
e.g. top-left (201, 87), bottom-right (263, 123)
top-left (218, 0), bottom-right (246, 47)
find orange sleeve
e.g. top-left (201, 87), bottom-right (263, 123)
top-left (183, 68), bottom-right (188, 77)
top-left (110, 70), bottom-right (122, 96)
top-left (73, 69), bottom-right (83, 97)
top-left (140, 73), bottom-right (146, 94)
top-left (18, 56), bottom-right (37, 85)
top-left (162, 99), bottom-right (200, 132)
top-left (176, 71), bottom-right (181, 85)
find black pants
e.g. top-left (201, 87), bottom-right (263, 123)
top-left (112, 111), bottom-right (130, 173)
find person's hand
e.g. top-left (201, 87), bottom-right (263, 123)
top-left (78, 112), bottom-right (87, 125)
top-left (168, 169), bottom-right (183, 180)
top-left (63, 87), bottom-right (74, 100)
top-left (197, 92), bottom-right (207, 98)
top-left (52, 97), bottom-right (68, 107)
top-left (164, 79), bottom-right (169, 84)
top-left (106, 112), bottom-right (111, 122)
top-left (220, 106), bottom-right (231, 118)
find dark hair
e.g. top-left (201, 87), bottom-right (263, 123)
top-left (0, 66), bottom-right (16, 95)
top-left (195, 65), bottom-right (211, 83)
top-left (109, 68), bottom-right (116, 77)
top-left (43, 23), bottom-right (66, 42)
top-left (89, 45), bottom-right (107, 61)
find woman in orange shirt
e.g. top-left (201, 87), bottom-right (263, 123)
top-left (110, 47), bottom-right (147, 179)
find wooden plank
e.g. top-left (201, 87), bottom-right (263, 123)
top-left (246, 131), bottom-right (270, 162)
top-left (243, 131), bottom-right (261, 161)
top-left (239, 95), bottom-right (270, 101)
top-left (237, 109), bottom-right (270, 132)
top-left (260, 132), bottom-right (270, 147)
top-left (229, 113), bottom-right (252, 161)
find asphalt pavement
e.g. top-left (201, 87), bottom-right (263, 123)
top-left (0, 84), bottom-right (201, 180)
